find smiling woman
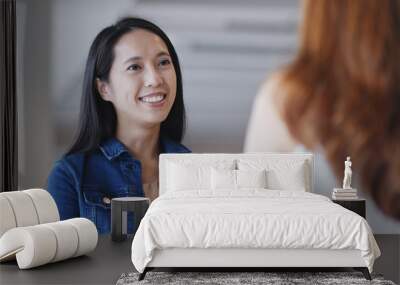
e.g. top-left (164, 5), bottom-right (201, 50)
top-left (46, 17), bottom-right (190, 234)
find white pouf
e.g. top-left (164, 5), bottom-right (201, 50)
top-left (0, 189), bottom-right (98, 269)
top-left (0, 218), bottom-right (98, 269)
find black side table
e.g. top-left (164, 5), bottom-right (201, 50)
top-left (111, 197), bottom-right (150, 242)
top-left (332, 199), bottom-right (366, 218)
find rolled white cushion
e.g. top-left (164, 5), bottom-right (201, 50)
top-left (0, 226), bottom-right (57, 269)
top-left (42, 222), bottom-right (79, 262)
top-left (24, 189), bottom-right (59, 224)
top-left (65, 218), bottom-right (98, 257)
top-left (0, 189), bottom-right (60, 239)
top-left (0, 218), bottom-right (98, 269)
top-left (0, 196), bottom-right (17, 237)
top-left (0, 191), bottom-right (39, 227)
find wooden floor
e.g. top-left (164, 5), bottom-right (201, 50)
top-left (373, 234), bottom-right (400, 284)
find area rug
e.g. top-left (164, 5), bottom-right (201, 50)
top-left (116, 271), bottom-right (396, 285)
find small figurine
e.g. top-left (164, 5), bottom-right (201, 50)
top-left (342, 156), bottom-right (352, 189)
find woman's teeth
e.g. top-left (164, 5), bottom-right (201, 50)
top-left (140, 95), bottom-right (165, 103)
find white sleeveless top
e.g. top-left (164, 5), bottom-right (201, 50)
top-left (243, 73), bottom-right (338, 197)
top-left (244, 73), bottom-right (297, 152)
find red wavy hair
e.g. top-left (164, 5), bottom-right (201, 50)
top-left (281, 0), bottom-right (400, 219)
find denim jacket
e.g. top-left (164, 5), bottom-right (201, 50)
top-left (47, 137), bottom-right (190, 234)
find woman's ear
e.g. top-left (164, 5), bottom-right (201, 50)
top-left (96, 78), bottom-right (112, 101)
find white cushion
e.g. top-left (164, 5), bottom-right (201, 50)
top-left (236, 169), bottom-right (267, 188)
top-left (0, 226), bottom-right (57, 268)
top-left (0, 189), bottom-right (60, 238)
top-left (211, 168), bottom-right (236, 190)
top-left (24, 189), bottom-right (60, 224)
top-left (0, 218), bottom-right (97, 269)
top-left (42, 222), bottom-right (79, 262)
top-left (167, 163), bottom-right (210, 191)
top-left (211, 169), bottom-right (267, 190)
top-left (159, 154), bottom-right (313, 195)
top-left (0, 196), bottom-right (17, 237)
top-left (238, 159), bottom-right (308, 191)
top-left (66, 218), bottom-right (98, 257)
top-left (166, 160), bottom-right (235, 191)
top-left (0, 189), bottom-right (98, 269)
top-left (0, 191), bottom-right (40, 227)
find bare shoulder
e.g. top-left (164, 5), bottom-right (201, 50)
top-left (244, 71), bottom-right (297, 152)
top-left (259, 71), bottom-right (285, 90)
top-left (256, 71), bottom-right (287, 112)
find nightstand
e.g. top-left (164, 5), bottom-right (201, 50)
top-left (332, 199), bottom-right (366, 218)
top-left (111, 197), bottom-right (150, 242)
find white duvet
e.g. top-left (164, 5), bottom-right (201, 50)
top-left (131, 190), bottom-right (380, 273)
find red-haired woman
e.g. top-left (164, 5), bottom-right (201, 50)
top-left (245, 0), bottom-right (400, 219)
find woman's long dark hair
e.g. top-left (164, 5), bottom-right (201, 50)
top-left (67, 17), bottom-right (186, 155)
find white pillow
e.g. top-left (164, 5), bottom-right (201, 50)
top-left (167, 163), bottom-right (209, 191)
top-left (236, 169), bottom-right (267, 188)
top-left (211, 168), bottom-right (267, 190)
top-left (211, 168), bottom-right (236, 190)
top-left (238, 159), bottom-right (308, 191)
top-left (166, 160), bottom-right (235, 191)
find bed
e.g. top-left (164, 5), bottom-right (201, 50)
top-left (131, 153), bottom-right (380, 280)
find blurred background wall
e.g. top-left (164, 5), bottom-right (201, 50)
top-left (16, 0), bottom-right (400, 233)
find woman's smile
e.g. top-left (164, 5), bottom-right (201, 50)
top-left (139, 92), bottom-right (167, 107)
top-left (97, 29), bottom-right (177, 124)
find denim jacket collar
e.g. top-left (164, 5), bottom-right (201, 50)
top-left (99, 138), bottom-right (127, 160)
top-left (99, 136), bottom-right (189, 160)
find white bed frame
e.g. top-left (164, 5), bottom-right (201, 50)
top-left (139, 153), bottom-right (371, 280)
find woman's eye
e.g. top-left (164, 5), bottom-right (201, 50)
top-left (159, 58), bottom-right (171, 66)
top-left (127, 64), bottom-right (141, 71)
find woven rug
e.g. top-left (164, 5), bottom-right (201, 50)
top-left (116, 271), bottom-right (396, 285)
